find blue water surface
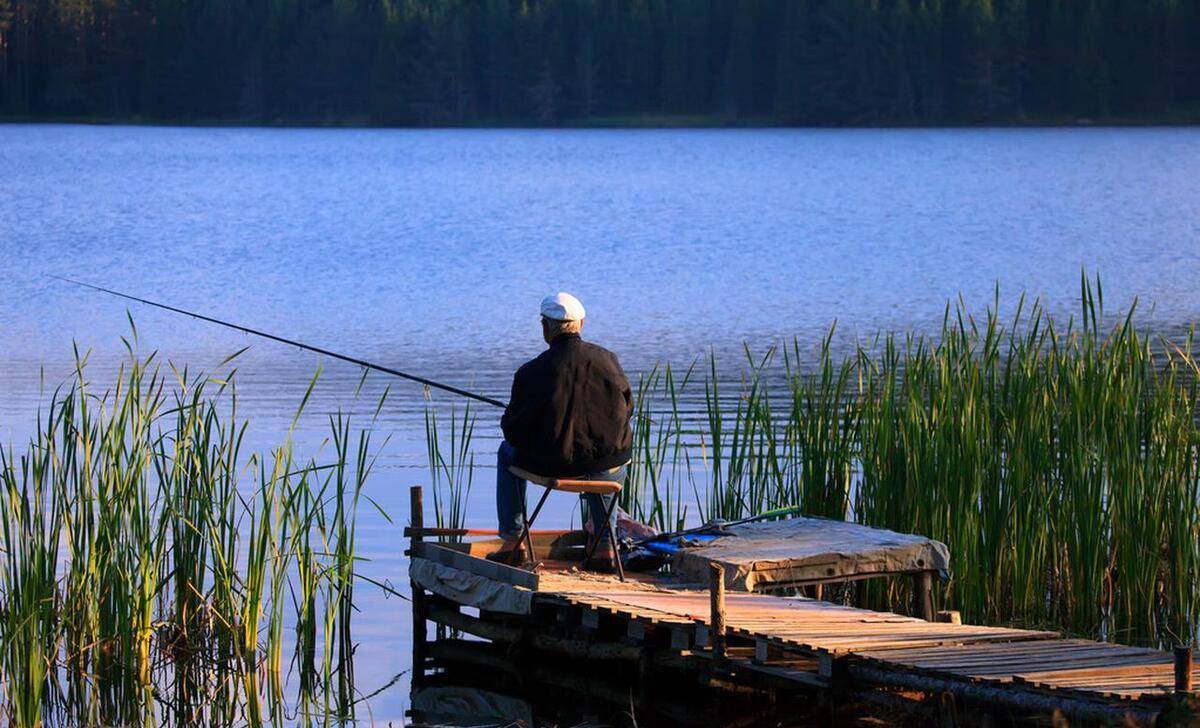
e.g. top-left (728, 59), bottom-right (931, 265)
top-left (2, 124), bottom-right (1198, 722)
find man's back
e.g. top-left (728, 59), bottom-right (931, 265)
top-left (501, 333), bottom-right (633, 477)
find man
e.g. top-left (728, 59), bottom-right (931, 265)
top-left (489, 292), bottom-right (633, 570)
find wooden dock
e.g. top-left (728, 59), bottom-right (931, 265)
top-left (530, 580), bottom-right (1192, 722)
top-left (406, 490), bottom-right (1198, 725)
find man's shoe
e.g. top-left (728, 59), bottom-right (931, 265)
top-left (485, 540), bottom-right (527, 566)
top-left (583, 543), bottom-right (617, 573)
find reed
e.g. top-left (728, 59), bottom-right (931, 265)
top-left (0, 346), bottom-right (375, 727)
top-left (0, 423), bottom-right (63, 728)
top-left (624, 363), bottom-right (695, 531)
top-left (424, 403), bottom-right (476, 543)
top-left (783, 331), bottom-right (857, 520)
top-left (573, 275), bottom-right (1200, 647)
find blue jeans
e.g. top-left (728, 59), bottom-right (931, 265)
top-left (496, 440), bottom-right (625, 542)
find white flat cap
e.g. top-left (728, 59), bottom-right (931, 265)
top-left (540, 292), bottom-right (586, 322)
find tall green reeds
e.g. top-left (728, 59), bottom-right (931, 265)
top-left (0, 346), bottom-right (377, 727)
top-left (425, 403), bottom-right (476, 543)
top-left (854, 279), bottom-right (1200, 644)
top-left (0, 427), bottom-right (63, 728)
top-left (589, 276), bottom-right (1199, 647)
top-left (625, 363), bottom-right (695, 532)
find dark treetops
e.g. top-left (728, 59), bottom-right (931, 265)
top-left (3, 0), bottom-right (1199, 126)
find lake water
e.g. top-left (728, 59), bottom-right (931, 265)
top-left (2, 123), bottom-right (1199, 723)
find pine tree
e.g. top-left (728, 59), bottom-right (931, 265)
top-left (1072, 0), bottom-right (1110, 118)
top-left (660, 2), bottom-right (688, 112)
top-left (993, 0), bottom-right (1028, 118)
top-left (0, 0), bottom-right (15, 104)
top-left (529, 58), bottom-right (561, 124)
top-left (911, 0), bottom-right (946, 120)
top-left (773, 0), bottom-right (809, 123)
top-left (956, 0), bottom-right (1000, 119)
top-left (883, 0), bottom-right (917, 121)
top-left (573, 34), bottom-right (600, 118)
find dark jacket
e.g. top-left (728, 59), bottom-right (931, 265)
top-left (501, 333), bottom-right (633, 476)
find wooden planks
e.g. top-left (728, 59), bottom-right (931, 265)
top-left (835, 625), bottom-right (1196, 703)
top-left (551, 588), bottom-right (1055, 655)
top-left (857, 640), bottom-right (1170, 684)
top-left (534, 572), bottom-right (1189, 709)
top-left (1013, 663), bottom-right (1200, 701)
top-left (552, 592), bottom-right (697, 629)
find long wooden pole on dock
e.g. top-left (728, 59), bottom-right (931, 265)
top-left (410, 486), bottom-right (428, 674)
top-left (710, 563), bottom-right (726, 662)
top-left (1175, 645), bottom-right (1193, 693)
top-left (913, 571), bottom-right (934, 622)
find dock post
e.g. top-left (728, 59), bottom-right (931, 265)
top-left (410, 486), bottom-right (428, 676)
top-left (1175, 645), bottom-right (1193, 693)
top-left (710, 562), bottom-right (726, 662)
top-left (913, 571), bottom-right (934, 622)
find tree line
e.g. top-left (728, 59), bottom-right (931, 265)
top-left (2, 0), bottom-right (1199, 126)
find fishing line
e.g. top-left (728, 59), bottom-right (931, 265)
top-left (51, 275), bottom-right (508, 408)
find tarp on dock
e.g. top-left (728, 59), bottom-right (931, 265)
top-left (410, 556), bottom-right (533, 614)
top-left (671, 517), bottom-right (951, 591)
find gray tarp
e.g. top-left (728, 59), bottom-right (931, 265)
top-left (672, 517), bottom-right (952, 592)
top-left (409, 557), bottom-right (533, 614)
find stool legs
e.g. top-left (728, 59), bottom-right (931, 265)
top-left (584, 494), bottom-right (624, 582)
top-left (517, 487), bottom-right (553, 569)
top-left (607, 506), bottom-right (625, 581)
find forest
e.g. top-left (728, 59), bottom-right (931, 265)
top-left (2, 0), bottom-right (1199, 126)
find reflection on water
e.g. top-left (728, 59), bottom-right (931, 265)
top-left (410, 641), bottom-right (791, 727)
top-left (2, 124), bottom-right (1198, 720)
top-left (409, 639), bottom-right (911, 727)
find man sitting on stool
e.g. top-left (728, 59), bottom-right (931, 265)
top-left (489, 292), bottom-right (633, 571)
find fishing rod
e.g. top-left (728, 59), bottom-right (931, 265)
top-left (636, 504), bottom-right (806, 545)
top-left (50, 275), bottom-right (508, 409)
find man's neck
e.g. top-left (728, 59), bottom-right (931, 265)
top-left (548, 332), bottom-right (581, 346)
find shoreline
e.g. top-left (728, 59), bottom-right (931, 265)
top-left (4, 112), bottom-right (1200, 130)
